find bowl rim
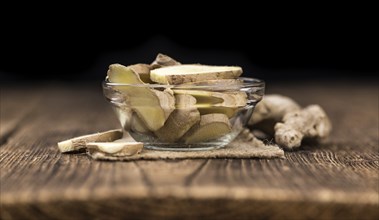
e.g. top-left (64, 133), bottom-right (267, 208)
top-left (103, 77), bottom-right (265, 89)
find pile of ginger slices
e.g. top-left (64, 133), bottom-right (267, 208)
top-left (59, 54), bottom-right (250, 156)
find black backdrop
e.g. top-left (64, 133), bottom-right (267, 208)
top-left (0, 7), bottom-right (377, 83)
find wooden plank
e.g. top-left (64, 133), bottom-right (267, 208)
top-left (0, 86), bottom-right (43, 144)
top-left (1, 82), bottom-right (378, 219)
top-left (2, 198), bottom-right (378, 220)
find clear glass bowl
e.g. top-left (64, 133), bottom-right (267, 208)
top-left (103, 77), bottom-right (265, 151)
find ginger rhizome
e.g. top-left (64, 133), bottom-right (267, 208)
top-left (250, 95), bottom-right (332, 149)
top-left (274, 105), bottom-right (332, 149)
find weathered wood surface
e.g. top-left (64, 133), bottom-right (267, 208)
top-left (1, 82), bottom-right (378, 220)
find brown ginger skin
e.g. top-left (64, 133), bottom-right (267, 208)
top-left (128, 64), bottom-right (153, 83)
top-left (150, 53), bottom-right (181, 69)
top-left (155, 94), bottom-right (200, 142)
top-left (274, 105), bottom-right (332, 149)
top-left (249, 94), bottom-right (301, 135)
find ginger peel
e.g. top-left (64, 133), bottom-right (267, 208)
top-left (250, 95), bottom-right (331, 149)
top-left (274, 105), bottom-right (332, 149)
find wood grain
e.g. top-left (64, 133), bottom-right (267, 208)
top-left (1, 82), bottom-right (378, 220)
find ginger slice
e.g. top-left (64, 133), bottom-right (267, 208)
top-left (183, 113), bottom-right (232, 144)
top-left (57, 129), bottom-right (123, 153)
top-left (150, 64), bottom-right (242, 84)
top-left (179, 79), bottom-right (243, 90)
top-left (128, 63), bottom-right (153, 83)
top-left (130, 113), bottom-right (152, 134)
top-left (196, 106), bottom-right (241, 118)
top-left (173, 89), bottom-right (246, 118)
top-left (107, 64), bottom-right (175, 131)
top-left (86, 141), bottom-right (143, 157)
top-left (113, 106), bottom-right (133, 131)
top-left (173, 90), bottom-right (247, 107)
top-left (151, 89), bottom-right (176, 119)
top-left (155, 94), bottom-right (200, 142)
top-left (274, 105), bottom-right (332, 149)
top-left (150, 53), bottom-right (181, 69)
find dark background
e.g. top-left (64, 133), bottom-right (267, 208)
top-left (0, 6), bottom-right (377, 83)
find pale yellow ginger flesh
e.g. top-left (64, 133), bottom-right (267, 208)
top-left (113, 106), bottom-right (133, 131)
top-left (86, 142), bottom-right (143, 156)
top-left (107, 64), bottom-right (175, 131)
top-left (57, 129), bottom-right (123, 153)
top-left (274, 105), bottom-right (332, 149)
top-left (150, 64), bottom-right (242, 84)
top-left (130, 113), bottom-right (151, 134)
top-left (155, 94), bottom-right (200, 142)
top-left (58, 130), bottom-right (143, 157)
top-left (173, 90), bottom-right (247, 107)
top-left (183, 113), bottom-right (232, 144)
top-left (196, 106), bottom-right (241, 118)
top-left (128, 63), bottom-right (152, 83)
top-left (173, 89), bottom-right (246, 118)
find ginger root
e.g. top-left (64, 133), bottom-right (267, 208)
top-left (249, 94), bottom-right (300, 134)
top-left (250, 95), bottom-right (332, 149)
top-left (275, 105), bottom-right (331, 149)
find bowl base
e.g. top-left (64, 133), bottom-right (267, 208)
top-left (143, 142), bottom-right (228, 151)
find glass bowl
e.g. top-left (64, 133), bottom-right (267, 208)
top-left (103, 77), bottom-right (265, 151)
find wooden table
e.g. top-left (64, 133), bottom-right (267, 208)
top-left (1, 81), bottom-right (378, 220)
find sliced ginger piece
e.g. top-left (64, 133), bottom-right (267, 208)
top-left (86, 141), bottom-right (143, 157)
top-left (196, 105), bottom-right (241, 118)
top-left (128, 63), bottom-right (153, 83)
top-left (183, 113), bottom-right (232, 144)
top-left (151, 89), bottom-right (176, 119)
top-left (57, 129), bottom-right (123, 153)
top-left (107, 64), bottom-right (175, 131)
top-left (112, 106), bottom-right (133, 131)
top-left (150, 64), bottom-right (242, 84)
top-left (179, 79), bottom-right (243, 90)
top-left (150, 53), bottom-right (181, 69)
top-left (155, 94), bottom-right (200, 142)
top-left (173, 89), bottom-right (247, 107)
top-left (115, 131), bottom-right (137, 142)
top-left (130, 113), bottom-right (152, 134)
top-left (173, 89), bottom-right (246, 118)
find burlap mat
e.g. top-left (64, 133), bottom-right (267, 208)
top-left (88, 130), bottom-right (285, 161)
